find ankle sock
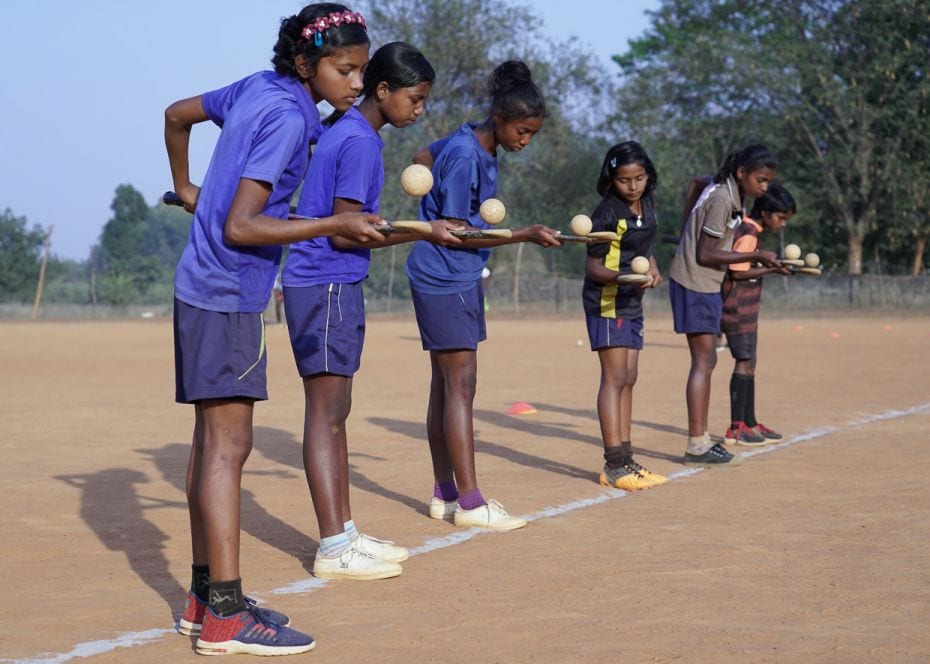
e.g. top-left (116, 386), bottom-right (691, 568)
top-left (457, 489), bottom-right (486, 511)
top-left (604, 445), bottom-right (628, 469)
top-left (191, 564), bottom-right (210, 603)
top-left (209, 578), bottom-right (245, 617)
top-left (319, 531), bottom-right (351, 558)
top-left (687, 434), bottom-right (713, 455)
top-left (343, 520), bottom-right (358, 542)
top-left (433, 481), bottom-right (459, 501)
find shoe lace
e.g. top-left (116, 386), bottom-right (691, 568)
top-left (624, 460), bottom-right (649, 476)
top-left (247, 603), bottom-right (283, 631)
top-left (359, 533), bottom-right (395, 546)
top-left (709, 443), bottom-right (730, 457)
top-left (345, 544), bottom-right (378, 562)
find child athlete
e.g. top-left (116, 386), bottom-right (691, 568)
top-left (283, 42), bottom-right (461, 580)
top-left (582, 141), bottom-right (668, 490)
top-left (406, 61), bottom-right (561, 531)
top-left (166, 4), bottom-right (381, 656)
top-left (721, 184), bottom-right (795, 445)
top-left (667, 145), bottom-right (781, 466)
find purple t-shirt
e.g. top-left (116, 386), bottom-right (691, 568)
top-left (283, 106), bottom-right (384, 287)
top-left (173, 71), bottom-right (320, 312)
top-left (405, 122), bottom-right (497, 295)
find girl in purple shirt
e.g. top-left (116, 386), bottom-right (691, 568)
top-left (282, 42), bottom-right (460, 581)
top-left (165, 4), bottom-right (382, 656)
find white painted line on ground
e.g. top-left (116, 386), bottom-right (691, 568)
top-left (8, 629), bottom-right (173, 664)
top-left (9, 402), bottom-right (928, 663)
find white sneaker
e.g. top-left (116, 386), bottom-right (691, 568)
top-left (453, 499), bottom-right (527, 531)
top-left (312, 543), bottom-right (403, 580)
top-left (429, 496), bottom-right (457, 521)
top-left (353, 533), bottom-right (409, 563)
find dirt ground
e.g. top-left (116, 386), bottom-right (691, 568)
top-left (1, 313), bottom-right (928, 663)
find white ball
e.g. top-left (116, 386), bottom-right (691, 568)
top-left (804, 252), bottom-right (820, 268)
top-left (631, 256), bottom-right (650, 275)
top-left (569, 214), bottom-right (593, 236)
top-left (479, 198), bottom-right (506, 225)
top-left (400, 164), bottom-right (433, 197)
top-left (784, 243), bottom-right (802, 260)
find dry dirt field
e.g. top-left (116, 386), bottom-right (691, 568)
top-left (1, 313), bottom-right (928, 663)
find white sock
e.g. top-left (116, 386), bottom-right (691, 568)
top-left (344, 520), bottom-right (359, 541)
top-left (319, 532), bottom-right (350, 557)
top-left (686, 434), bottom-right (713, 455)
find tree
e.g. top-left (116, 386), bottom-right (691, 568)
top-left (0, 208), bottom-right (45, 302)
top-left (611, 0), bottom-right (930, 274)
top-left (97, 184), bottom-right (185, 303)
top-left (357, 0), bottom-right (613, 299)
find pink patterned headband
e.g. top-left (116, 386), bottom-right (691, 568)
top-left (301, 10), bottom-right (367, 46)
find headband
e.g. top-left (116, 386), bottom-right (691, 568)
top-left (301, 10), bottom-right (367, 47)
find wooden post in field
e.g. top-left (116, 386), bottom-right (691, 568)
top-left (32, 225), bottom-right (54, 320)
top-left (513, 242), bottom-right (524, 315)
top-left (387, 245), bottom-right (396, 312)
top-left (90, 247), bottom-right (98, 307)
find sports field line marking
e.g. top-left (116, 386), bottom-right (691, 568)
top-left (8, 401), bottom-right (928, 664)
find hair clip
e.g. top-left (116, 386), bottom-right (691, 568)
top-left (301, 10), bottom-right (366, 45)
top-left (609, 157), bottom-right (617, 168)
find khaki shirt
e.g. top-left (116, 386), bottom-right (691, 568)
top-left (668, 177), bottom-right (743, 293)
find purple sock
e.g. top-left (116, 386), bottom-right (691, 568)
top-left (434, 481), bottom-right (458, 501)
top-left (457, 489), bottom-right (486, 511)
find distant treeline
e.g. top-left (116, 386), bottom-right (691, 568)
top-left (2, 0), bottom-right (927, 306)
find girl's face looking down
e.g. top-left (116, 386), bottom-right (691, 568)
top-left (611, 163), bottom-right (648, 206)
top-left (761, 210), bottom-right (791, 233)
top-left (309, 45), bottom-right (370, 111)
top-left (380, 81), bottom-right (432, 128)
top-left (494, 115), bottom-right (544, 152)
top-left (737, 166), bottom-right (776, 199)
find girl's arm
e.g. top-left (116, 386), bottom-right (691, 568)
top-left (225, 179), bottom-right (384, 246)
top-left (584, 254), bottom-right (664, 289)
top-left (696, 232), bottom-right (780, 268)
top-left (644, 255), bottom-right (663, 288)
top-left (730, 264), bottom-right (792, 280)
top-left (164, 96), bottom-right (210, 211)
top-left (585, 255), bottom-right (619, 284)
top-left (412, 146), bottom-right (434, 168)
top-left (329, 199), bottom-right (463, 249)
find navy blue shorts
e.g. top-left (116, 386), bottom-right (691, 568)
top-left (284, 282), bottom-right (366, 377)
top-left (726, 331), bottom-right (757, 361)
top-left (173, 298), bottom-right (268, 404)
top-left (410, 282), bottom-right (486, 351)
top-left (586, 315), bottom-right (644, 351)
top-left (669, 279), bottom-right (722, 335)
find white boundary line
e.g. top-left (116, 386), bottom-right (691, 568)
top-left (8, 402), bottom-right (928, 663)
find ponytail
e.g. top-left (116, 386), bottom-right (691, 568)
top-left (488, 60), bottom-right (546, 121)
top-left (714, 144), bottom-right (777, 184)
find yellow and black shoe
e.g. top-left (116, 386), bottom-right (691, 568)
top-left (626, 459), bottom-right (668, 487)
top-left (598, 463), bottom-right (654, 491)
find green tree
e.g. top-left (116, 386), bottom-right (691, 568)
top-left (97, 184), bottom-right (177, 303)
top-left (357, 0), bottom-right (613, 298)
top-left (612, 0), bottom-right (930, 275)
top-left (0, 208), bottom-right (45, 302)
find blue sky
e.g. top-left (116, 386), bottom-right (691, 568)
top-left (0, 1), bottom-right (657, 260)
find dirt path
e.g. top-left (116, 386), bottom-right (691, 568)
top-left (1, 315), bottom-right (928, 662)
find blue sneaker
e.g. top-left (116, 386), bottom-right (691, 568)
top-left (178, 591), bottom-right (290, 636)
top-left (195, 605), bottom-right (314, 656)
